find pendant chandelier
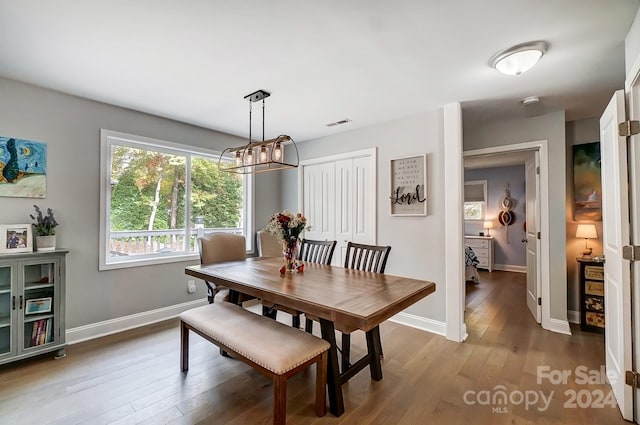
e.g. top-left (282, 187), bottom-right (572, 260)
top-left (218, 89), bottom-right (299, 174)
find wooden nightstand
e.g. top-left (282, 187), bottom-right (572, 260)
top-left (577, 257), bottom-right (605, 333)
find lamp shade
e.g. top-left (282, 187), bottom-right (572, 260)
top-left (483, 220), bottom-right (494, 229)
top-left (576, 224), bottom-right (597, 239)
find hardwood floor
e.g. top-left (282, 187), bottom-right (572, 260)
top-left (0, 271), bottom-right (627, 424)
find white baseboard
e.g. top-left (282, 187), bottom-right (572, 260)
top-left (389, 311), bottom-right (446, 336)
top-left (545, 317), bottom-right (572, 335)
top-left (493, 264), bottom-right (526, 273)
top-left (568, 310), bottom-right (580, 324)
top-left (66, 298), bottom-right (208, 345)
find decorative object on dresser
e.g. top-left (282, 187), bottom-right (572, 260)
top-left (483, 220), bottom-right (494, 237)
top-left (0, 249), bottom-right (68, 365)
top-left (577, 257), bottom-right (605, 333)
top-left (30, 205), bottom-right (59, 252)
top-left (464, 236), bottom-right (494, 272)
top-left (576, 223), bottom-right (598, 258)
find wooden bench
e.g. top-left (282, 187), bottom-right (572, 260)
top-left (180, 302), bottom-right (329, 425)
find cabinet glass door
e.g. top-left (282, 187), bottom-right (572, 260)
top-left (22, 261), bottom-right (56, 350)
top-left (0, 265), bottom-right (13, 356)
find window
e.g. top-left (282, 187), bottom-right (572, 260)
top-left (99, 130), bottom-right (253, 270)
top-left (464, 180), bottom-right (487, 221)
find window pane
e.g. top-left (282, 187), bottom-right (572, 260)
top-left (190, 156), bottom-right (244, 246)
top-left (109, 145), bottom-right (187, 257)
top-left (101, 130), bottom-right (253, 269)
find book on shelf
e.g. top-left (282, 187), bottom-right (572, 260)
top-left (30, 319), bottom-right (39, 346)
top-left (45, 318), bottom-right (51, 344)
top-left (30, 319), bottom-right (52, 347)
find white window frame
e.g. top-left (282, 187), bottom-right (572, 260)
top-left (464, 180), bottom-right (487, 221)
top-left (99, 129), bottom-right (254, 270)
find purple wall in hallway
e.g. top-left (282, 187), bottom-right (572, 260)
top-left (465, 165), bottom-right (526, 268)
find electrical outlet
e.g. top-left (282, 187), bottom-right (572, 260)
top-left (187, 280), bottom-right (197, 294)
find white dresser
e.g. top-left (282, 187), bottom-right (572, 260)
top-left (464, 236), bottom-right (494, 272)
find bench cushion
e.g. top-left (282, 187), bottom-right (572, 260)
top-left (180, 302), bottom-right (330, 375)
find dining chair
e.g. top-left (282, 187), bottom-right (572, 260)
top-left (343, 242), bottom-right (391, 274)
top-left (198, 233), bottom-right (255, 305)
top-left (298, 239), bottom-right (337, 266)
top-left (198, 232), bottom-right (257, 357)
top-left (299, 239), bottom-right (338, 333)
top-left (340, 242), bottom-right (391, 371)
top-left (256, 229), bottom-right (282, 257)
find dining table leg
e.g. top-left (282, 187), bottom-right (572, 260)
top-left (365, 326), bottom-right (383, 381)
top-left (319, 318), bottom-right (345, 417)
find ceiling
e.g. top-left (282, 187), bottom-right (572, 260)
top-left (0, 1), bottom-right (638, 143)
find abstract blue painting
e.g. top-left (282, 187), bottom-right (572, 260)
top-left (0, 136), bottom-right (47, 198)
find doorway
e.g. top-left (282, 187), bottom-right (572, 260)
top-left (455, 140), bottom-right (565, 336)
top-left (463, 150), bottom-right (541, 323)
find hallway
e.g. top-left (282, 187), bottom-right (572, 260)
top-left (462, 270), bottom-right (624, 424)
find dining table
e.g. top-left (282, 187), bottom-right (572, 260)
top-left (184, 256), bottom-right (436, 416)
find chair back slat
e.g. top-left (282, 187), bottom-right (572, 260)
top-left (298, 239), bottom-right (337, 265)
top-left (344, 242), bottom-right (391, 273)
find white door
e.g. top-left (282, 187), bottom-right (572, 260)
top-left (334, 156), bottom-right (376, 265)
top-left (600, 90), bottom-right (632, 421)
top-left (627, 63), bottom-right (640, 424)
top-left (300, 149), bottom-right (377, 266)
top-left (302, 162), bottom-right (335, 242)
top-left (335, 159), bottom-right (353, 266)
top-left (525, 151), bottom-right (541, 323)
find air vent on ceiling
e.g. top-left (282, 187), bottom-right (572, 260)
top-left (326, 118), bottom-right (351, 127)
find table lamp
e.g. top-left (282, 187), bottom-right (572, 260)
top-left (483, 220), bottom-right (494, 237)
top-left (576, 224), bottom-right (597, 258)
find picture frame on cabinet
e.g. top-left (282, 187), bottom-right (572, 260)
top-left (25, 297), bottom-right (52, 315)
top-left (0, 224), bottom-right (33, 254)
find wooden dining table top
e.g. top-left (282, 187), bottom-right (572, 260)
top-left (185, 257), bottom-right (436, 332)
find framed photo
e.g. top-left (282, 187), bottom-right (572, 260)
top-left (0, 136), bottom-right (47, 198)
top-left (25, 297), bottom-right (52, 315)
top-left (0, 224), bottom-right (33, 254)
top-left (573, 142), bottom-right (602, 221)
top-left (390, 154), bottom-right (427, 216)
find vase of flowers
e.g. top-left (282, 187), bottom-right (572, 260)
top-left (265, 210), bottom-right (308, 273)
top-left (30, 205), bottom-right (59, 252)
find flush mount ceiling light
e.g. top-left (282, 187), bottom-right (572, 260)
top-left (489, 41), bottom-right (548, 76)
top-left (218, 89), bottom-right (298, 174)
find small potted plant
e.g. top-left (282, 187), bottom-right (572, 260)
top-left (30, 205), bottom-right (59, 252)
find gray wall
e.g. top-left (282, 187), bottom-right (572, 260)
top-left (463, 110), bottom-right (568, 322)
top-left (281, 111), bottom-right (447, 323)
top-left (0, 77), bottom-right (281, 328)
top-left (465, 165), bottom-right (526, 268)
top-left (565, 117), bottom-right (602, 317)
